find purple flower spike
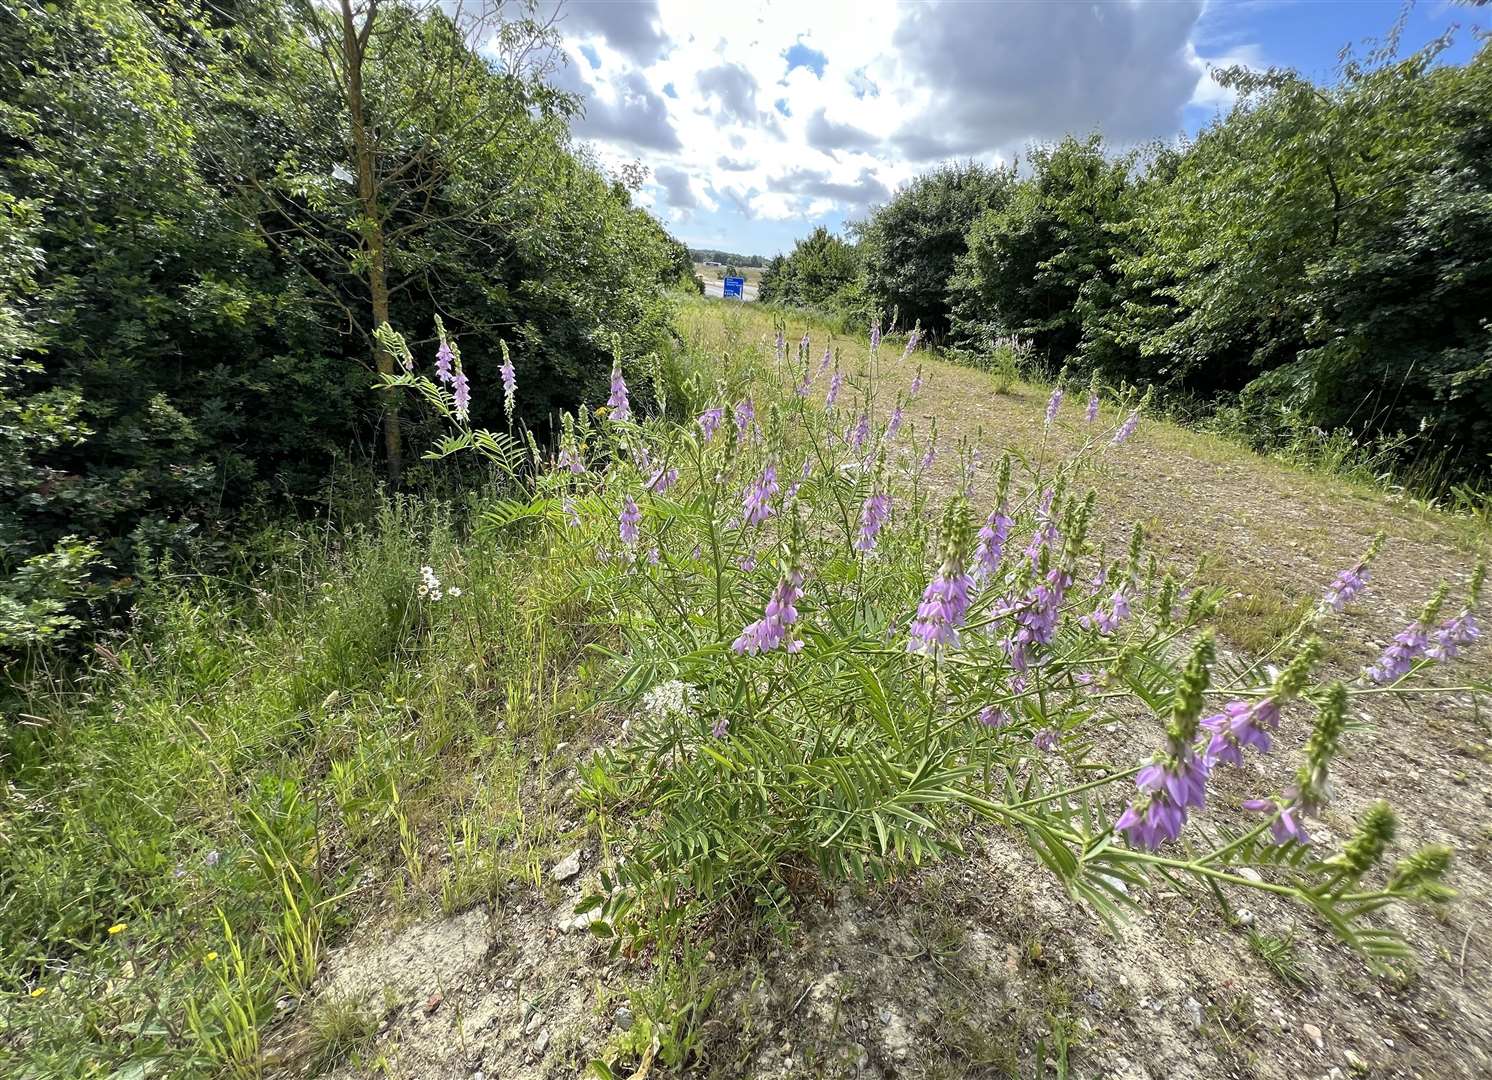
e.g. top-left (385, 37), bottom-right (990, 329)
top-left (1112, 410), bottom-right (1139, 445)
top-left (1033, 728), bottom-right (1060, 752)
top-left (607, 361), bottom-right (631, 421)
top-left (452, 365), bottom-right (471, 420)
top-left (1085, 392), bottom-right (1098, 423)
top-left (735, 398), bottom-right (756, 441)
top-left (619, 496), bottom-right (641, 546)
top-left (1428, 610), bottom-right (1480, 661)
top-left (819, 345), bottom-right (833, 373)
top-left (851, 412), bottom-right (871, 452)
top-left (1324, 564), bottom-right (1370, 611)
top-left (742, 465), bottom-right (779, 526)
top-left (974, 508), bottom-right (1012, 581)
top-left (908, 369), bottom-right (924, 399)
top-left (826, 370), bottom-right (844, 408)
top-left (647, 466), bottom-right (678, 494)
top-left (733, 570), bottom-right (806, 655)
top-left (1366, 621), bottom-right (1429, 683)
top-left (886, 405), bottom-right (904, 441)
top-left (870, 319), bottom-right (881, 353)
top-left (698, 405), bottom-right (723, 442)
top-left (1044, 387), bottom-right (1063, 426)
top-left (500, 354), bottom-right (516, 417)
top-left (908, 567), bottom-right (974, 655)
top-left (856, 491), bottom-right (891, 553)
top-left (435, 341), bottom-right (454, 385)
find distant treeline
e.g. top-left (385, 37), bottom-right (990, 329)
top-left (761, 31), bottom-right (1492, 491)
top-left (0, 0), bottom-right (694, 652)
top-left (689, 248), bottom-right (767, 268)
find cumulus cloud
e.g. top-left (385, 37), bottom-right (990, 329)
top-left (655, 165), bottom-right (698, 209)
top-left (890, 0), bottom-right (1206, 159)
top-left (716, 155), bottom-right (755, 171)
top-left (556, 0), bottom-right (670, 64)
top-left (696, 62), bottom-right (762, 126)
top-left (805, 107), bottom-right (879, 152)
top-left (768, 166), bottom-right (891, 211)
top-left (556, 62), bottom-right (681, 153)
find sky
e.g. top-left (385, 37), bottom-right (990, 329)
top-left (542, 0), bottom-right (1491, 256)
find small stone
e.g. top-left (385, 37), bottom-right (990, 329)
top-left (524, 1011), bottom-right (543, 1035)
top-left (1237, 868), bottom-right (1263, 884)
top-left (1304, 1022), bottom-right (1325, 1050)
top-left (615, 1006), bottom-right (634, 1031)
top-left (551, 850), bottom-right (583, 882)
top-left (534, 1029), bottom-right (550, 1055)
top-left (1234, 908), bottom-right (1256, 927)
top-left (1184, 997), bottom-right (1204, 1032)
top-left (424, 991), bottom-right (444, 1015)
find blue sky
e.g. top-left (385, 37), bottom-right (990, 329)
top-left (549, 1), bottom-right (1490, 256)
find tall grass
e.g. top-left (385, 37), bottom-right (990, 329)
top-left (0, 497), bottom-right (592, 1077)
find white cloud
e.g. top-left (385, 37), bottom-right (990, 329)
top-left (549, 0), bottom-right (1252, 251)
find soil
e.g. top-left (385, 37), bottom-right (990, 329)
top-left (299, 340), bottom-right (1491, 1079)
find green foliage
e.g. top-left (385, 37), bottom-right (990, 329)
top-left (0, 0), bottom-right (691, 657)
top-left (857, 161), bottom-right (1017, 337)
top-left (757, 226), bottom-right (859, 311)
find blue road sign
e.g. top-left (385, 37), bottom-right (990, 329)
top-left (723, 276), bottom-right (745, 299)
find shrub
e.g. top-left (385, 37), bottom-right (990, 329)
top-left (396, 318), bottom-right (1472, 970)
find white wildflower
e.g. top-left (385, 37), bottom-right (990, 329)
top-left (417, 565), bottom-right (443, 601)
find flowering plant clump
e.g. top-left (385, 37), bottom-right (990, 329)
top-left (381, 317), bottom-right (1472, 969)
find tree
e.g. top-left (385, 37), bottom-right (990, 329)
top-left (857, 161), bottom-right (1016, 337)
top-left (951, 136), bottom-right (1136, 368)
top-left (200, 0), bottom-right (574, 485)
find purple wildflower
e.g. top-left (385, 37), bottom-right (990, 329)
top-left (500, 353), bottom-right (516, 419)
top-left (1033, 728), bottom-right (1060, 753)
top-left (856, 491), bottom-right (891, 553)
top-left (698, 405), bottom-right (723, 442)
top-left (1428, 610), bottom-right (1480, 661)
top-left (886, 405), bottom-right (904, 441)
top-left (1005, 567), bottom-right (1071, 670)
top-left (1324, 564), bottom-right (1369, 611)
top-left (978, 705), bottom-right (1010, 728)
top-left (1201, 698), bottom-right (1281, 767)
top-left (647, 466), bottom-right (678, 494)
top-left (742, 465), bottom-right (779, 526)
top-left (908, 503), bottom-right (975, 655)
top-left (819, 345), bottom-right (832, 373)
top-left (851, 412), bottom-right (871, 452)
top-left (558, 445), bottom-right (585, 474)
top-left (974, 508), bottom-right (1012, 581)
top-left (774, 329), bottom-right (786, 363)
top-left (562, 496), bottom-right (580, 529)
top-left (735, 398), bottom-right (756, 441)
top-left (900, 328), bottom-right (920, 362)
top-left (1366, 621), bottom-right (1429, 683)
top-left (1117, 744), bottom-right (1209, 851)
top-left (1044, 387), bottom-right (1063, 426)
top-left (1243, 798), bottom-right (1311, 845)
top-left (826, 369), bottom-right (844, 408)
top-left (711, 715), bottom-right (730, 738)
top-left (919, 440), bottom-right (937, 473)
top-left (619, 496), bottom-right (641, 547)
top-left (607, 361), bottom-right (631, 421)
top-left (452, 364), bottom-right (471, 421)
top-left (1079, 588), bottom-right (1132, 635)
top-left (870, 319), bottom-right (881, 353)
top-left (1085, 392), bottom-right (1099, 424)
top-left (1024, 490), bottom-right (1059, 567)
top-left (908, 368), bottom-right (924, 399)
top-left (733, 569), bottom-right (806, 655)
top-left (795, 371), bottom-right (812, 396)
top-left (435, 341), bottom-right (454, 385)
top-left (1112, 410), bottom-right (1139, 445)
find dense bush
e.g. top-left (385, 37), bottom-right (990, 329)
top-left (0, 0), bottom-right (688, 653)
top-left (757, 226), bottom-right (859, 312)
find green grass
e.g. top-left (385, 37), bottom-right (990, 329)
top-left (0, 496), bottom-right (596, 1078)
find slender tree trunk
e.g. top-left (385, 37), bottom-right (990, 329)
top-left (340, 0), bottom-right (402, 487)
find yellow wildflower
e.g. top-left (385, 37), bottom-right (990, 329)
top-left (108, 923), bottom-right (127, 936)
top-left (30, 987), bottom-right (47, 998)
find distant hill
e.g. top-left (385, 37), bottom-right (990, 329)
top-left (689, 248), bottom-right (766, 268)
